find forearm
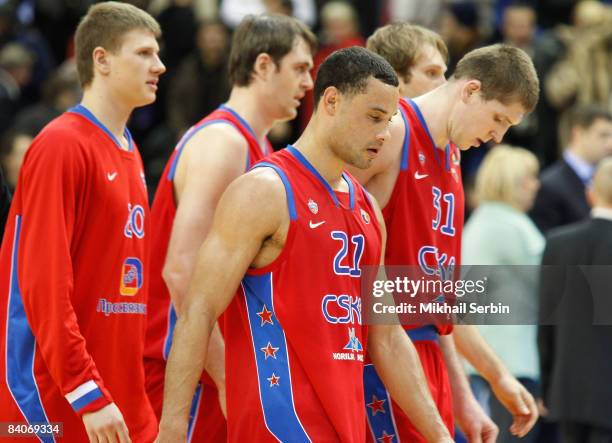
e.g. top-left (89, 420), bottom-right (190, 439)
top-left (204, 322), bottom-right (225, 390)
top-left (370, 325), bottom-right (450, 442)
top-left (453, 325), bottom-right (510, 382)
top-left (160, 307), bottom-right (214, 432)
top-left (439, 334), bottom-right (476, 411)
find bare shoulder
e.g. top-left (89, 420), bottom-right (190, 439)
top-left (174, 122), bottom-right (249, 195)
top-left (215, 166), bottom-right (289, 236)
top-left (179, 122), bottom-right (248, 166)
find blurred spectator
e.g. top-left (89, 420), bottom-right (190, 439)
top-left (219, 0), bottom-right (315, 28)
top-left (439, 1), bottom-right (483, 73)
top-left (494, 2), bottom-right (539, 153)
top-left (386, 0), bottom-right (444, 29)
top-left (544, 3), bottom-right (611, 112)
top-left (0, 2), bottom-right (55, 105)
top-left (463, 145), bottom-right (546, 443)
top-left (300, 1), bottom-right (363, 130)
top-left (12, 61), bottom-right (80, 134)
top-left (530, 105), bottom-right (612, 233)
top-left (499, 1), bottom-right (537, 55)
top-left (156, 0), bottom-right (198, 72)
top-left (0, 128), bottom-right (31, 191)
top-left (167, 20), bottom-right (230, 134)
top-left (538, 157), bottom-right (612, 443)
top-left (532, 0), bottom-right (611, 167)
top-left (0, 42), bottom-right (34, 135)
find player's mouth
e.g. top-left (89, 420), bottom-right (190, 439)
top-left (366, 147), bottom-right (380, 158)
top-left (146, 79), bottom-right (158, 91)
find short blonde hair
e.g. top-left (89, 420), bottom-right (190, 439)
top-left (452, 44), bottom-right (539, 112)
top-left (75, 2), bottom-right (161, 87)
top-left (475, 145), bottom-right (539, 205)
top-left (367, 23), bottom-right (448, 84)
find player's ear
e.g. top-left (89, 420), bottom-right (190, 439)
top-left (253, 53), bottom-right (274, 81)
top-left (322, 87), bottom-right (340, 116)
top-left (92, 46), bottom-right (111, 76)
top-left (461, 79), bottom-right (482, 103)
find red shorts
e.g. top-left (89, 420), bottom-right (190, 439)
top-left (364, 327), bottom-right (454, 443)
top-left (144, 358), bottom-right (226, 443)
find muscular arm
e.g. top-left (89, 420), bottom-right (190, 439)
top-left (454, 325), bottom-right (539, 437)
top-left (156, 170), bottom-right (286, 442)
top-left (163, 125), bottom-right (248, 389)
top-left (367, 200), bottom-right (451, 443)
top-left (163, 124), bottom-right (248, 313)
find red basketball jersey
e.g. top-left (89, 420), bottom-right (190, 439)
top-left (224, 146), bottom-right (382, 442)
top-left (383, 98), bottom-right (464, 334)
top-left (0, 105), bottom-right (155, 442)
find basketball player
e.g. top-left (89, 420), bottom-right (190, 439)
top-left (354, 24), bottom-right (540, 442)
top-left (156, 47), bottom-right (453, 443)
top-left (143, 14), bottom-right (316, 442)
top-left (0, 3), bottom-right (165, 442)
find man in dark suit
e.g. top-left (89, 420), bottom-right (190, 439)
top-left (530, 105), bottom-right (612, 233)
top-left (538, 157), bottom-right (612, 442)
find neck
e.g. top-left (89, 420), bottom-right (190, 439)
top-left (80, 87), bottom-right (132, 145)
top-left (292, 117), bottom-right (345, 188)
top-left (412, 85), bottom-right (454, 150)
top-left (225, 87), bottom-right (277, 143)
top-left (567, 144), bottom-right (593, 165)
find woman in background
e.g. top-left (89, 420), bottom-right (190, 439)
top-left (462, 145), bottom-right (546, 443)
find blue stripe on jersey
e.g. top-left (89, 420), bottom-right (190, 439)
top-left (71, 388), bottom-right (103, 412)
top-left (363, 364), bottom-right (399, 443)
top-left (406, 100), bottom-right (450, 166)
top-left (242, 273), bottom-right (311, 442)
top-left (219, 105), bottom-right (258, 141)
top-left (407, 99), bottom-right (435, 149)
top-left (285, 145), bottom-right (356, 210)
top-left (406, 325), bottom-right (439, 342)
top-left (68, 104), bottom-right (134, 152)
top-left (342, 172), bottom-right (356, 210)
top-left (445, 144), bottom-right (451, 172)
top-left (167, 119), bottom-right (239, 181)
top-left (252, 162), bottom-right (298, 221)
top-left (162, 304), bottom-right (178, 360)
top-left (399, 105), bottom-right (410, 171)
top-left (6, 216), bottom-right (56, 443)
top-left (187, 383), bottom-right (203, 443)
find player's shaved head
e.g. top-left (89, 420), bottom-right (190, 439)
top-left (313, 46), bottom-right (398, 108)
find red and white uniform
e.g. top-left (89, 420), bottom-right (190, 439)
top-left (144, 105), bottom-right (271, 442)
top-left (0, 105), bottom-right (156, 442)
top-left (224, 146), bottom-right (382, 442)
top-left (365, 98), bottom-right (464, 443)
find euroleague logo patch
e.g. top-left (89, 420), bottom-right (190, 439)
top-left (120, 257), bottom-right (143, 296)
top-left (360, 209), bottom-right (370, 224)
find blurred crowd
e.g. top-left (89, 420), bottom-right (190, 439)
top-left (1, 0), bottom-right (611, 201)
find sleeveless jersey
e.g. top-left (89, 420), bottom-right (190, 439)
top-left (144, 104), bottom-right (271, 361)
top-left (224, 146), bottom-right (382, 442)
top-left (383, 98), bottom-right (464, 335)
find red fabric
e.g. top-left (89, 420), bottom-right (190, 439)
top-left (0, 109), bottom-right (156, 442)
top-left (224, 147), bottom-right (382, 441)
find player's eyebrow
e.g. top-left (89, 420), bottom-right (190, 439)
top-left (369, 106), bottom-right (392, 115)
